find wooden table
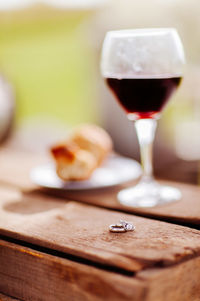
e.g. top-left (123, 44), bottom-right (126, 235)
top-left (0, 149), bottom-right (200, 301)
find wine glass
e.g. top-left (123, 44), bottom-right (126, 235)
top-left (101, 28), bottom-right (185, 207)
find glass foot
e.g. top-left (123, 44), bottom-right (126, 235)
top-left (118, 180), bottom-right (181, 208)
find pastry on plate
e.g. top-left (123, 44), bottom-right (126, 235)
top-left (51, 141), bottom-right (97, 181)
top-left (70, 124), bottom-right (112, 165)
top-left (50, 124), bottom-right (113, 181)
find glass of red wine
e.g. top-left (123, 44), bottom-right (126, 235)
top-left (101, 28), bottom-right (185, 207)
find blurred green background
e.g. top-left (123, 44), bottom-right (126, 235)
top-left (0, 6), bottom-right (97, 125)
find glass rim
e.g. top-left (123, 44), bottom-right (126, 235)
top-left (105, 27), bottom-right (179, 37)
top-left (101, 27), bottom-right (185, 78)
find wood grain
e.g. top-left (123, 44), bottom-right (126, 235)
top-left (0, 239), bottom-right (144, 301)
top-left (1, 238), bottom-right (200, 301)
top-left (0, 293), bottom-right (20, 301)
top-left (0, 149), bottom-right (199, 227)
top-left (0, 186), bottom-right (200, 273)
top-left (0, 150), bottom-right (200, 300)
top-left (137, 256), bottom-right (200, 301)
top-left (57, 180), bottom-right (200, 226)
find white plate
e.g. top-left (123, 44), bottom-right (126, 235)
top-left (30, 155), bottom-right (141, 190)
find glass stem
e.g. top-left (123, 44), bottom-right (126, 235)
top-left (134, 119), bottom-right (157, 183)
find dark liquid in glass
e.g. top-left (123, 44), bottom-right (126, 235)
top-left (106, 77), bottom-right (182, 119)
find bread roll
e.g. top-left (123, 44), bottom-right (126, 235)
top-left (51, 142), bottom-right (97, 181)
top-left (50, 124), bottom-right (113, 181)
top-left (71, 124), bottom-right (112, 165)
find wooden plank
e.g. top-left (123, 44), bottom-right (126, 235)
top-left (0, 293), bottom-right (21, 301)
top-left (0, 239), bottom-right (144, 301)
top-left (56, 180), bottom-right (200, 227)
top-left (1, 239), bottom-right (200, 301)
top-left (0, 150), bottom-right (200, 300)
top-left (0, 186), bottom-right (200, 273)
top-left (0, 149), bottom-right (199, 227)
top-left (136, 256), bottom-right (200, 301)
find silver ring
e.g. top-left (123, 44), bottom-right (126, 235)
top-left (119, 220), bottom-right (135, 231)
top-left (109, 220), bottom-right (135, 233)
top-left (109, 224), bottom-right (126, 233)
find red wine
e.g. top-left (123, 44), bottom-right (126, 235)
top-left (106, 77), bottom-right (182, 119)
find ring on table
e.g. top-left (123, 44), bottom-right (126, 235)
top-left (109, 220), bottom-right (135, 233)
top-left (119, 220), bottom-right (135, 231)
top-left (109, 223), bottom-right (126, 233)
